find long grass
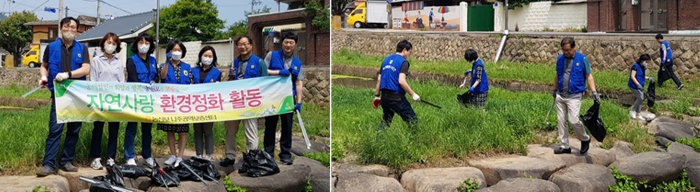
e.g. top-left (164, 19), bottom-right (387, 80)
top-left (332, 49), bottom-right (700, 102)
top-left (331, 80), bottom-right (651, 169)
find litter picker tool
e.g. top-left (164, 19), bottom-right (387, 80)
top-left (79, 176), bottom-right (134, 192)
top-left (545, 100), bottom-right (555, 124)
top-left (420, 99), bottom-right (442, 109)
top-left (159, 169), bottom-right (180, 187)
top-left (22, 83), bottom-right (45, 98)
top-left (295, 110), bottom-right (312, 149)
top-left (180, 162), bottom-right (208, 186)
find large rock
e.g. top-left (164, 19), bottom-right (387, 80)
top-left (332, 163), bottom-right (393, 178)
top-left (656, 122), bottom-right (695, 141)
top-left (401, 167), bottom-right (487, 192)
top-left (0, 175), bottom-right (70, 192)
top-left (474, 178), bottom-right (560, 192)
top-left (123, 177), bottom-right (151, 191)
top-left (228, 164), bottom-right (311, 192)
top-left (290, 136), bottom-right (330, 156)
top-left (667, 142), bottom-right (700, 167)
top-left (608, 152), bottom-right (686, 185)
top-left (655, 136), bottom-right (673, 147)
top-left (148, 180), bottom-right (226, 192)
top-left (469, 156), bottom-right (566, 185)
top-left (548, 163), bottom-right (616, 192)
top-left (527, 145), bottom-right (616, 167)
top-left (57, 167), bottom-right (107, 192)
top-left (311, 178), bottom-right (331, 192)
top-left (294, 157), bottom-right (331, 180)
top-left (336, 172), bottom-right (403, 192)
top-left (608, 141), bottom-right (635, 159)
top-left (687, 166), bottom-right (700, 188)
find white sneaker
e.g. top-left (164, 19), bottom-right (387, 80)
top-left (204, 156), bottom-right (211, 161)
top-left (126, 158), bottom-right (136, 165)
top-left (636, 116), bottom-right (647, 121)
top-left (630, 111), bottom-right (637, 119)
top-left (107, 158), bottom-right (115, 166)
top-left (196, 155), bottom-right (202, 158)
top-left (91, 158), bottom-right (103, 170)
top-left (145, 157), bottom-right (155, 168)
top-left (164, 155), bottom-right (177, 165)
top-left (174, 157), bottom-right (183, 167)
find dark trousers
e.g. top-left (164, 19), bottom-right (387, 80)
top-left (42, 94), bottom-right (82, 169)
top-left (379, 96), bottom-right (417, 130)
top-left (264, 113), bottom-right (293, 160)
top-left (90, 121), bottom-right (120, 159)
top-left (658, 61), bottom-right (682, 87)
top-left (124, 122), bottom-right (153, 160)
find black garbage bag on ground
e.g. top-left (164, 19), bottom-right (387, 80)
top-left (238, 150), bottom-right (280, 178)
top-left (580, 101), bottom-right (607, 142)
top-left (174, 157), bottom-right (222, 181)
top-left (646, 80), bottom-right (656, 108)
top-left (457, 92), bottom-right (475, 108)
top-left (88, 182), bottom-right (119, 192)
top-left (93, 165), bottom-right (125, 187)
top-left (121, 165), bottom-right (150, 179)
top-left (151, 161), bottom-right (180, 187)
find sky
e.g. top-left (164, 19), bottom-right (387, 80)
top-left (1, 0), bottom-right (288, 27)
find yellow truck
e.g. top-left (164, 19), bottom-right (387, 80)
top-left (347, 1), bottom-right (389, 28)
top-left (22, 45), bottom-right (41, 68)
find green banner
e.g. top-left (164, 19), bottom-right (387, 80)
top-left (54, 76), bottom-right (295, 124)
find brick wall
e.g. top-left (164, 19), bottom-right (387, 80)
top-left (591, 0), bottom-right (700, 32)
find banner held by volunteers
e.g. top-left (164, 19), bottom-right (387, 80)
top-left (54, 76), bottom-right (295, 124)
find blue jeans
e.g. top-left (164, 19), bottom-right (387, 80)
top-left (42, 94), bottom-right (82, 169)
top-left (124, 122), bottom-right (153, 160)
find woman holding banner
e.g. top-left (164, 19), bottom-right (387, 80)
top-left (189, 46), bottom-right (222, 161)
top-left (158, 40), bottom-right (191, 167)
top-left (88, 32), bottom-right (124, 170)
top-left (124, 32), bottom-right (158, 168)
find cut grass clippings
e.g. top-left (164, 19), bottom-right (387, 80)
top-left (332, 80), bottom-right (654, 169)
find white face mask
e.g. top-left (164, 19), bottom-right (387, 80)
top-left (62, 31), bottom-right (76, 41)
top-left (104, 44), bottom-right (116, 54)
top-left (138, 44), bottom-right (149, 54)
top-left (642, 62), bottom-right (648, 67)
top-left (171, 51), bottom-right (182, 61)
top-left (201, 57), bottom-right (213, 66)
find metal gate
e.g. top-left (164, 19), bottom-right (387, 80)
top-left (619, 0), bottom-right (627, 30)
top-left (641, 0), bottom-right (667, 30)
top-left (294, 31), bottom-right (306, 64)
top-left (467, 5), bottom-right (494, 31)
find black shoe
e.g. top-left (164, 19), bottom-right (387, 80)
top-left (219, 158), bottom-right (235, 167)
top-left (554, 147), bottom-right (571, 154)
top-left (677, 84), bottom-right (684, 90)
top-left (280, 158), bottom-right (293, 165)
top-left (580, 139), bottom-right (591, 154)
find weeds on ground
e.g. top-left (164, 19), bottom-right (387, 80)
top-left (652, 170), bottom-right (696, 192)
top-left (304, 179), bottom-right (313, 192)
top-left (609, 166), bottom-right (648, 192)
top-left (303, 152), bottom-right (330, 167)
top-left (331, 141), bottom-right (345, 162)
top-left (458, 178), bottom-right (480, 192)
top-left (224, 176), bottom-right (247, 192)
top-left (30, 186), bottom-right (50, 192)
top-left (676, 138), bottom-right (700, 152)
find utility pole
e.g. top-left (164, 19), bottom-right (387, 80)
top-left (8, 0), bottom-right (11, 15)
top-left (97, 0), bottom-right (100, 25)
top-left (65, 6), bottom-right (68, 17)
top-left (155, 0), bottom-right (160, 65)
top-left (504, 0), bottom-right (508, 31)
top-left (59, 0), bottom-right (63, 39)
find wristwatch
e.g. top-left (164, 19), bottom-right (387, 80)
top-left (68, 71), bottom-right (72, 78)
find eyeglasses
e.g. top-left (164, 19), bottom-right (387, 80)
top-left (237, 43), bottom-right (250, 47)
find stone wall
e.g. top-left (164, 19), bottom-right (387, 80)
top-left (300, 66), bottom-right (331, 106)
top-left (332, 31), bottom-right (700, 78)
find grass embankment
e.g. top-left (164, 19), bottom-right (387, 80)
top-left (333, 49), bottom-right (700, 117)
top-left (0, 84), bottom-right (330, 175)
top-left (331, 80), bottom-right (654, 169)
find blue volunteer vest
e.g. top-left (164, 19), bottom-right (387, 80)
top-left (470, 59), bottom-right (489, 94)
top-left (47, 38), bottom-right (85, 91)
top-left (163, 61), bottom-right (191, 84)
top-left (628, 63), bottom-right (646, 89)
top-left (269, 50), bottom-right (302, 96)
top-left (233, 55), bottom-right (262, 80)
top-left (191, 66), bottom-right (221, 84)
top-left (379, 54), bottom-right (406, 94)
top-left (556, 52), bottom-right (587, 94)
top-left (128, 54), bottom-right (157, 83)
top-left (660, 40), bottom-right (673, 63)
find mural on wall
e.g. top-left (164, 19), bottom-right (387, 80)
top-left (391, 1), bottom-right (461, 31)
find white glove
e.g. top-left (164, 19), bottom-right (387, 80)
top-left (55, 72), bottom-right (69, 82)
top-left (411, 93), bottom-right (420, 101)
top-left (150, 80), bottom-right (156, 84)
top-left (459, 84), bottom-right (465, 89)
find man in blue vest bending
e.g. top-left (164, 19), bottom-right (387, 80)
top-left (373, 40), bottom-right (420, 131)
top-left (37, 17), bottom-right (91, 176)
top-left (553, 37), bottom-right (598, 155)
top-left (655, 34), bottom-right (684, 90)
top-left (264, 32), bottom-right (304, 165)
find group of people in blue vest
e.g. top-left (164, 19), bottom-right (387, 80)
top-left (374, 35), bottom-right (685, 155)
top-left (36, 16), bottom-right (305, 176)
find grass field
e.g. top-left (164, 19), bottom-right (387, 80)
top-left (0, 86), bottom-right (329, 175)
top-left (331, 80), bottom-right (655, 169)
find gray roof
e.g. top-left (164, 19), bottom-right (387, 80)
top-left (76, 12), bottom-right (153, 42)
top-left (0, 13), bottom-right (7, 21)
top-left (24, 15), bottom-right (104, 26)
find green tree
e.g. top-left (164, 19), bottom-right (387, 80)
top-left (331, 0), bottom-right (352, 16)
top-left (0, 11), bottom-right (39, 66)
top-left (151, 0), bottom-right (225, 46)
top-left (216, 5), bottom-right (271, 39)
top-left (304, 0), bottom-right (330, 31)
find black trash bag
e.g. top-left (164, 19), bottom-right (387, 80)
top-left (121, 165), bottom-right (150, 179)
top-left (457, 92), bottom-right (476, 107)
top-left (238, 150), bottom-right (280, 177)
top-left (93, 165), bottom-right (125, 187)
top-left (151, 161), bottom-right (180, 187)
top-left (658, 65), bottom-right (672, 86)
top-left (646, 80), bottom-right (656, 108)
top-left (174, 158), bottom-right (222, 182)
top-left (88, 182), bottom-right (119, 192)
top-left (580, 101), bottom-right (607, 142)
